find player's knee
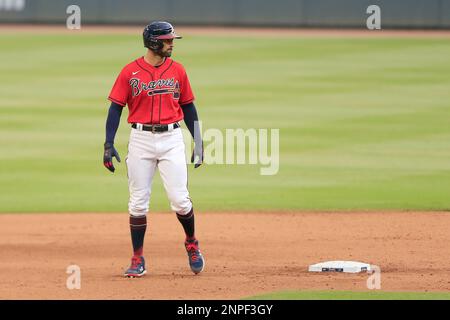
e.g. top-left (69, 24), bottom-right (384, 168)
top-left (129, 209), bottom-right (148, 217)
top-left (128, 191), bottom-right (150, 216)
top-left (128, 200), bottom-right (149, 217)
top-left (170, 197), bottom-right (192, 215)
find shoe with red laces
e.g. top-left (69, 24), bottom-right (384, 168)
top-left (184, 239), bottom-right (205, 274)
top-left (124, 256), bottom-right (146, 278)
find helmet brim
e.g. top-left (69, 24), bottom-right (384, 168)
top-left (156, 33), bottom-right (182, 40)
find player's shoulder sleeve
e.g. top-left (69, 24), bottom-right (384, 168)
top-left (108, 63), bottom-right (133, 107)
top-left (173, 61), bottom-right (195, 106)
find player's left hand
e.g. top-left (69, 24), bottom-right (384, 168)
top-left (191, 141), bottom-right (204, 169)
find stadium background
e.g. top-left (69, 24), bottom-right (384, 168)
top-left (1, 0), bottom-right (450, 300)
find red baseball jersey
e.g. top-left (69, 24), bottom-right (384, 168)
top-left (108, 56), bottom-right (195, 124)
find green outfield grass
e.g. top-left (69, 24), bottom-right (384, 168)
top-left (245, 290), bottom-right (450, 300)
top-left (1, 32), bottom-right (450, 212)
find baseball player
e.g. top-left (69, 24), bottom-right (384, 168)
top-left (103, 21), bottom-right (205, 277)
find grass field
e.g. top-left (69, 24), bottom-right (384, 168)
top-left (246, 290), bottom-right (450, 300)
top-left (1, 32), bottom-right (450, 212)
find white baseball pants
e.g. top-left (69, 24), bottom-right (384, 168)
top-left (126, 126), bottom-right (192, 217)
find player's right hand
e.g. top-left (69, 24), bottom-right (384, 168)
top-left (103, 142), bottom-right (121, 173)
top-left (191, 141), bottom-right (204, 169)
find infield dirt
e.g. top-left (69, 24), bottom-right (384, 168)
top-left (0, 212), bottom-right (449, 299)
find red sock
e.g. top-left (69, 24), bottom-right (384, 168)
top-left (177, 208), bottom-right (195, 240)
top-left (130, 215), bottom-right (147, 257)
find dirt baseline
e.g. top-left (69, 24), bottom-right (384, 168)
top-left (0, 212), bottom-right (449, 299)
